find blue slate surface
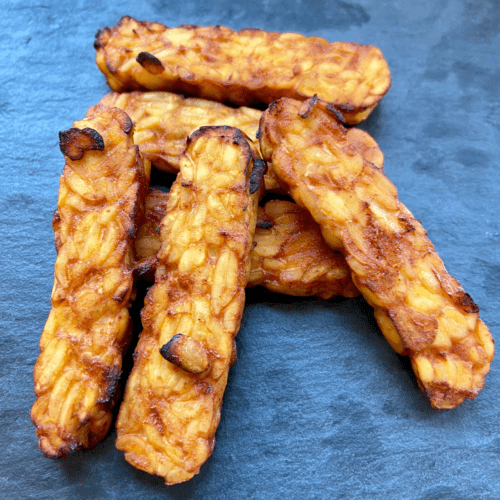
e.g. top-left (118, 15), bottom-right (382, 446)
top-left (1, 1), bottom-right (499, 499)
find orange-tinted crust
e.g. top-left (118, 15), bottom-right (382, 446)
top-left (95, 16), bottom-right (391, 125)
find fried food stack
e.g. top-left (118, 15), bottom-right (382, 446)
top-left (32, 15), bottom-right (494, 485)
top-left (134, 190), bottom-right (360, 300)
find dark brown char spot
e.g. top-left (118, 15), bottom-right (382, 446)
top-left (59, 127), bottom-right (105, 160)
top-left (325, 103), bottom-right (347, 124)
top-left (298, 94), bottom-right (319, 118)
top-left (160, 333), bottom-right (209, 374)
top-left (249, 158), bottom-right (267, 194)
top-left (256, 218), bottom-right (273, 229)
top-left (136, 51), bottom-right (165, 74)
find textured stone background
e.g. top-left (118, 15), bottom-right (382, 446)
top-left (1, 1), bottom-right (499, 499)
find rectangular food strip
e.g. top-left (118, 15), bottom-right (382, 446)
top-left (100, 91), bottom-right (384, 193)
top-left (259, 97), bottom-right (494, 409)
top-left (95, 16), bottom-right (391, 125)
top-left (134, 189), bottom-right (359, 299)
top-left (31, 105), bottom-right (149, 458)
top-left (115, 126), bottom-right (262, 484)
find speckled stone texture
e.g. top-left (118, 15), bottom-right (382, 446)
top-left (1, 1), bottom-right (499, 499)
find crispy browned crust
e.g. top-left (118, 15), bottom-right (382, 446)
top-left (98, 92), bottom-right (260, 170)
top-left (115, 126), bottom-right (261, 484)
top-left (99, 92), bottom-right (383, 195)
top-left (31, 105), bottom-right (150, 458)
top-left (134, 189), bottom-right (359, 299)
top-left (259, 97), bottom-right (494, 409)
top-left (95, 16), bottom-right (391, 125)
top-left (133, 187), bottom-right (169, 276)
top-left (250, 201), bottom-right (360, 299)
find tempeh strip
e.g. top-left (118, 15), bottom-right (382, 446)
top-left (94, 16), bottom-right (391, 125)
top-left (31, 105), bottom-right (149, 458)
top-left (259, 97), bottom-right (494, 409)
top-left (134, 190), bottom-right (359, 299)
top-left (99, 91), bottom-right (383, 193)
top-left (99, 91), bottom-right (261, 172)
top-left (115, 126), bottom-right (261, 484)
top-left (249, 200), bottom-right (359, 299)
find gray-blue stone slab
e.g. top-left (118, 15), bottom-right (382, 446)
top-left (1, 1), bottom-right (499, 499)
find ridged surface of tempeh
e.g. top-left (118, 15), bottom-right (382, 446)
top-left (250, 201), bottom-right (359, 299)
top-left (133, 190), bottom-right (359, 299)
top-left (31, 105), bottom-right (149, 458)
top-left (259, 97), bottom-right (494, 409)
top-left (94, 16), bottom-right (391, 125)
top-left (133, 187), bottom-right (170, 279)
top-left (99, 91), bottom-right (261, 173)
top-left (98, 91), bottom-right (383, 193)
top-left (116, 127), bottom-right (260, 484)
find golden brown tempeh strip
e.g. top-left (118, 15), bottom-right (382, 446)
top-left (95, 16), bottom-right (391, 125)
top-left (259, 97), bottom-right (494, 409)
top-left (99, 91), bottom-right (383, 193)
top-left (250, 200), bottom-right (360, 299)
top-left (134, 190), bottom-right (359, 299)
top-left (115, 127), bottom-right (261, 484)
top-left (98, 91), bottom-right (261, 172)
top-left (31, 105), bottom-right (150, 458)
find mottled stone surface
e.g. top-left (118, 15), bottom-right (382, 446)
top-left (1, 1), bottom-right (499, 499)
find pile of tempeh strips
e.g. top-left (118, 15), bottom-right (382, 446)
top-left (31, 16), bottom-right (493, 485)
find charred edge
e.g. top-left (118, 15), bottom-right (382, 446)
top-left (113, 282), bottom-right (132, 302)
top-left (77, 414), bottom-right (92, 430)
top-left (325, 103), bottom-right (347, 124)
top-left (337, 101), bottom-right (357, 113)
top-left (119, 113), bottom-right (134, 135)
top-left (59, 127), bottom-right (105, 160)
top-left (256, 219), bottom-right (273, 229)
top-left (133, 258), bottom-right (156, 281)
top-left (136, 52), bottom-right (165, 74)
top-left (93, 29), bottom-right (102, 49)
top-left (97, 365), bottom-right (121, 404)
top-left (52, 209), bottom-right (60, 226)
top-left (159, 334), bottom-right (183, 365)
top-left (457, 291), bottom-right (479, 314)
top-left (299, 94), bottom-right (319, 119)
top-left (40, 438), bottom-right (80, 460)
top-left (181, 181), bottom-right (192, 187)
top-left (195, 125), bottom-right (242, 138)
top-left (249, 158), bottom-right (266, 194)
top-left (178, 23), bottom-right (200, 30)
top-left (267, 99), bottom-right (281, 115)
top-left (128, 221), bottom-right (136, 240)
top-left (189, 127), bottom-right (253, 160)
top-left (160, 334), bottom-right (210, 374)
top-left (93, 27), bottom-right (110, 50)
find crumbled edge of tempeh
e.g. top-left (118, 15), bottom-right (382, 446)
top-left (31, 104), bottom-right (150, 458)
top-left (115, 126), bottom-right (261, 484)
top-left (259, 97), bottom-right (494, 409)
top-left (95, 16), bottom-right (391, 125)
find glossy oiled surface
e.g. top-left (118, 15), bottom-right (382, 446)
top-left (2, 1), bottom-right (500, 499)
